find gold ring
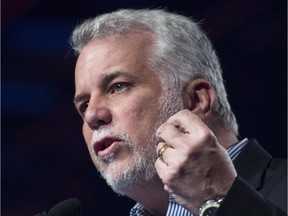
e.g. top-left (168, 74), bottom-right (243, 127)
top-left (157, 143), bottom-right (170, 161)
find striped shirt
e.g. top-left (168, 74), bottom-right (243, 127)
top-left (130, 138), bottom-right (248, 216)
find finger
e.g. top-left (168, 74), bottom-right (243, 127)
top-left (166, 109), bottom-right (204, 125)
top-left (156, 124), bottom-right (188, 149)
top-left (156, 142), bottom-right (175, 163)
top-left (155, 157), bottom-right (169, 179)
top-left (165, 110), bottom-right (212, 142)
top-left (164, 184), bottom-right (173, 194)
top-left (156, 141), bottom-right (170, 153)
top-left (155, 157), bottom-right (180, 187)
top-left (158, 147), bottom-right (176, 165)
top-left (166, 110), bottom-right (207, 133)
top-left (161, 147), bottom-right (180, 166)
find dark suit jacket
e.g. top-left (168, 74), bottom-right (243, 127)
top-left (217, 138), bottom-right (287, 215)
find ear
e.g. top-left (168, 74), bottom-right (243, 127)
top-left (183, 79), bottom-right (216, 116)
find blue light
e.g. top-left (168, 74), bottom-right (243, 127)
top-left (2, 81), bottom-right (61, 115)
top-left (4, 19), bottom-right (72, 55)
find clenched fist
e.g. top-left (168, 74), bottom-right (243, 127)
top-left (155, 110), bottom-right (237, 215)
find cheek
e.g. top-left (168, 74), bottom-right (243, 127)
top-left (122, 97), bottom-right (157, 122)
top-left (137, 96), bottom-right (160, 120)
top-left (120, 97), bottom-right (161, 138)
top-left (82, 123), bottom-right (93, 149)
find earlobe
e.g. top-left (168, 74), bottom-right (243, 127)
top-left (184, 79), bottom-right (215, 116)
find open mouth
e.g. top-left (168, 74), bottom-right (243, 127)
top-left (93, 137), bottom-right (121, 156)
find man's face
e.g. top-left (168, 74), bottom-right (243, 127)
top-left (74, 32), bottom-right (183, 194)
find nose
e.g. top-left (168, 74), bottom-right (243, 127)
top-left (84, 99), bottom-right (112, 130)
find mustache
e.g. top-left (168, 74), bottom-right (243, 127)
top-left (91, 128), bottom-right (131, 147)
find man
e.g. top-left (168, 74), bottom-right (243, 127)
top-left (71, 9), bottom-right (287, 216)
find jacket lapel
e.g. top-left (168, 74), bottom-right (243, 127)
top-left (232, 138), bottom-right (272, 190)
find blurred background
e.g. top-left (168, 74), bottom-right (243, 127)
top-left (2, 0), bottom-right (287, 215)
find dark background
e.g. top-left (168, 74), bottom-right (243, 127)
top-left (2, 0), bottom-right (287, 215)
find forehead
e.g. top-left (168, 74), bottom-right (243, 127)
top-left (75, 32), bottom-right (154, 71)
top-left (74, 32), bottom-right (159, 92)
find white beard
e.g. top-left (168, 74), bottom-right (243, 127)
top-left (90, 90), bottom-right (184, 195)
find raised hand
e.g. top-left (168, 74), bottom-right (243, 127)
top-left (155, 110), bottom-right (237, 215)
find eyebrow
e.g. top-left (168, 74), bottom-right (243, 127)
top-left (73, 70), bottom-right (133, 105)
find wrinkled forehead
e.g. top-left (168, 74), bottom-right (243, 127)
top-left (76, 31), bottom-right (155, 68)
top-left (78, 30), bottom-right (155, 54)
top-left (76, 32), bottom-right (154, 72)
top-left (74, 31), bottom-right (160, 93)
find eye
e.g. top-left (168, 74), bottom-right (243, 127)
top-left (78, 101), bottom-right (89, 115)
top-left (110, 83), bottom-right (128, 93)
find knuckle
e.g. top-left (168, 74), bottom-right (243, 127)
top-left (179, 109), bottom-right (190, 115)
top-left (177, 109), bottom-right (192, 120)
top-left (189, 111), bottom-right (198, 118)
top-left (199, 127), bottom-right (215, 143)
top-left (168, 109), bottom-right (190, 122)
top-left (156, 123), bottom-right (169, 136)
top-left (156, 125), bottom-right (163, 136)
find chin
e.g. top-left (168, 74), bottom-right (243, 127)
top-left (98, 155), bottom-right (157, 195)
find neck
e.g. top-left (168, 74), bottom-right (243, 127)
top-left (213, 126), bottom-right (238, 149)
top-left (125, 175), bottom-right (169, 216)
top-left (206, 116), bottom-right (238, 149)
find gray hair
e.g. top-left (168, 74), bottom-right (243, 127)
top-left (70, 9), bottom-right (238, 135)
